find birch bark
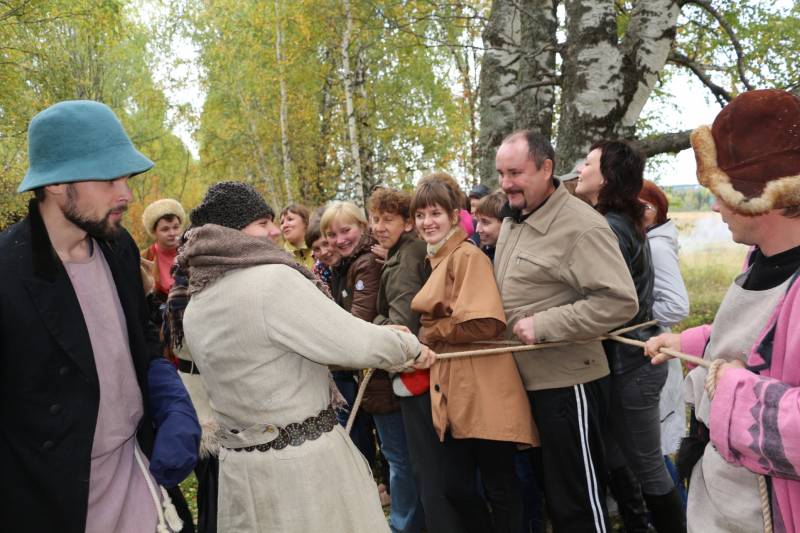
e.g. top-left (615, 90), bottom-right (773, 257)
top-left (556, 0), bottom-right (680, 171)
top-left (340, 0), bottom-right (365, 207)
top-left (274, 0), bottom-right (294, 203)
top-left (237, 90), bottom-right (278, 208)
top-left (477, 0), bottom-right (522, 183)
top-left (479, 0), bottom-right (681, 177)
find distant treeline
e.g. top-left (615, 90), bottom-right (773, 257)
top-left (665, 185), bottom-right (715, 212)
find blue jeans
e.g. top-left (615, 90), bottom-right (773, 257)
top-left (374, 411), bottom-right (426, 533)
top-left (606, 362), bottom-right (674, 496)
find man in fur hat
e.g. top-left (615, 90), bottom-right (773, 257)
top-left (0, 100), bottom-right (200, 532)
top-left (646, 89), bottom-right (800, 532)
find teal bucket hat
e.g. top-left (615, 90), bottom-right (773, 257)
top-left (18, 100), bottom-right (154, 193)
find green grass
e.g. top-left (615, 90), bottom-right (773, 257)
top-left (674, 246), bottom-right (746, 332)
top-left (179, 474), bottom-right (198, 522)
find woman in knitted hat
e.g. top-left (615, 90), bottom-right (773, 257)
top-left (141, 198), bottom-right (186, 314)
top-left (175, 181), bottom-right (434, 533)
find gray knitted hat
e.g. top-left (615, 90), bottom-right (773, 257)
top-left (190, 181), bottom-right (275, 230)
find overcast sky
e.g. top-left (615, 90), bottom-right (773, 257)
top-left (641, 74), bottom-right (722, 187)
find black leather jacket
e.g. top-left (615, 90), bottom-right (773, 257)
top-left (602, 211), bottom-right (659, 375)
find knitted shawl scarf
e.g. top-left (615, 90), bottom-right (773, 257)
top-left (167, 224), bottom-right (344, 409)
top-left (177, 223), bottom-right (330, 297)
top-left (166, 224), bottom-right (329, 351)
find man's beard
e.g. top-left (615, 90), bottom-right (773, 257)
top-left (62, 184), bottom-right (126, 240)
top-left (506, 188), bottom-right (527, 211)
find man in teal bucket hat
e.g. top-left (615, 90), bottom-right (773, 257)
top-left (0, 100), bottom-right (200, 532)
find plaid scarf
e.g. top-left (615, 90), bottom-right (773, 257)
top-left (163, 266), bottom-right (190, 351)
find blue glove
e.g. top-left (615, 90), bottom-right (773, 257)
top-left (147, 357), bottom-right (201, 488)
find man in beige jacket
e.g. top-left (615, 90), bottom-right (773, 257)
top-left (494, 130), bottom-right (639, 533)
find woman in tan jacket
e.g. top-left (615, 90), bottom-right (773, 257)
top-left (410, 173), bottom-right (537, 533)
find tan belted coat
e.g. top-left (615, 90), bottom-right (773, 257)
top-left (411, 229), bottom-right (538, 446)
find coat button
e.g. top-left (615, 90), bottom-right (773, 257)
top-left (434, 384), bottom-right (440, 392)
top-left (49, 404), bottom-right (62, 415)
top-left (59, 366), bottom-right (70, 376)
top-left (42, 440), bottom-right (54, 450)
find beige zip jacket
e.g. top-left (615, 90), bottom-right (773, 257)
top-left (494, 181), bottom-right (639, 391)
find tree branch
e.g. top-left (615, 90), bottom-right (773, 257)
top-left (633, 129), bottom-right (692, 157)
top-left (668, 51), bottom-right (731, 106)
top-left (490, 79), bottom-right (561, 107)
top-left (682, 0), bottom-right (754, 91)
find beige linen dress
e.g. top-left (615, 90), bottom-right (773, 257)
top-left (183, 264), bottom-right (420, 533)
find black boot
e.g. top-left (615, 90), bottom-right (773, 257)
top-left (608, 466), bottom-right (650, 533)
top-left (644, 487), bottom-right (686, 533)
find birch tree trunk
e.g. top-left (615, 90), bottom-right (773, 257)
top-left (237, 90), bottom-right (278, 208)
top-left (477, 0), bottom-right (557, 184)
top-left (355, 51), bottom-right (376, 203)
top-left (477, 0), bottom-right (522, 183)
top-left (556, 0), bottom-right (680, 172)
top-left (515, 0), bottom-right (557, 141)
top-left (479, 0), bottom-right (681, 178)
top-left (340, 0), bottom-right (365, 207)
top-left (274, 0), bottom-right (294, 203)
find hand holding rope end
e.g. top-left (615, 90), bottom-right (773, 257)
top-left (644, 332), bottom-right (681, 365)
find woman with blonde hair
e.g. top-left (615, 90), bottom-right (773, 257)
top-left (321, 201), bottom-right (385, 477)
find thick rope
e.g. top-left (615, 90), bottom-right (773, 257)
top-left (438, 320), bottom-right (710, 369)
top-left (133, 444), bottom-right (183, 533)
top-left (345, 321), bottom-right (662, 431)
top-left (345, 368), bottom-right (375, 434)
top-left (705, 358), bottom-right (773, 533)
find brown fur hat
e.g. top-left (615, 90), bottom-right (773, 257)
top-left (691, 89), bottom-right (800, 215)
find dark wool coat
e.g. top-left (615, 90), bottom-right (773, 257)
top-left (0, 200), bottom-right (161, 532)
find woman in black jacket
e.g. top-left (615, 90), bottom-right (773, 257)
top-left (576, 140), bottom-right (686, 533)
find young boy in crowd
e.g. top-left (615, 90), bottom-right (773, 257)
top-left (474, 191), bottom-right (507, 261)
top-left (305, 207), bottom-right (342, 288)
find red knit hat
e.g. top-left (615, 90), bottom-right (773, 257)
top-left (691, 89), bottom-right (800, 215)
top-left (639, 180), bottom-right (668, 225)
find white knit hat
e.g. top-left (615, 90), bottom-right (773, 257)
top-left (142, 198), bottom-right (186, 238)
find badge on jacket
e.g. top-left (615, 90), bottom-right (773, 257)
top-left (355, 280), bottom-right (365, 291)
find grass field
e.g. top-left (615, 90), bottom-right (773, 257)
top-left (675, 246), bottom-right (745, 331)
top-left (670, 210), bottom-right (746, 330)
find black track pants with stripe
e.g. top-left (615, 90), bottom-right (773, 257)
top-left (528, 376), bottom-right (611, 533)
